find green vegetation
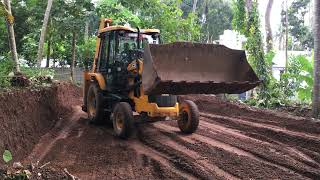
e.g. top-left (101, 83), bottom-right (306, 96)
top-left (0, 59), bottom-right (54, 88)
top-left (245, 54), bottom-right (314, 107)
top-left (97, 0), bottom-right (201, 42)
top-left (1, 0), bottom-right (319, 114)
top-left (0, 58), bottom-right (14, 88)
top-left (2, 150), bottom-right (12, 163)
top-left (287, 0), bottom-right (313, 50)
top-left (285, 55), bottom-right (313, 102)
top-left (232, 0), bottom-right (270, 105)
top-left (232, 0), bottom-right (315, 109)
top-left (2, 150), bottom-right (29, 179)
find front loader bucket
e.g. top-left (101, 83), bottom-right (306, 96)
top-left (142, 42), bottom-right (260, 95)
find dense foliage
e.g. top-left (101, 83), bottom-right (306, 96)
top-left (232, 0), bottom-right (271, 104)
top-left (232, 0), bottom-right (315, 108)
top-left (278, 0), bottom-right (313, 51)
top-left (0, 0), bottom-right (208, 68)
top-left (181, 0), bottom-right (233, 42)
top-left (287, 0), bottom-right (313, 50)
top-left (0, 0), bottom-right (317, 112)
top-left (0, 0), bottom-right (236, 68)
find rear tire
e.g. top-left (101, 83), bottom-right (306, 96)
top-left (178, 100), bottom-right (199, 134)
top-left (112, 102), bottom-right (134, 139)
top-left (87, 83), bottom-right (110, 125)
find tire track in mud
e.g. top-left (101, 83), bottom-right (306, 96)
top-left (197, 120), bottom-right (320, 168)
top-left (201, 113), bottom-right (320, 141)
top-left (26, 106), bottom-right (85, 163)
top-left (73, 124), bottom-right (187, 180)
top-left (201, 113), bottom-right (320, 154)
top-left (202, 123), bottom-right (320, 168)
top-left (236, 115), bottom-right (320, 135)
top-left (296, 147), bottom-right (320, 165)
top-left (157, 123), bottom-right (260, 160)
top-left (129, 142), bottom-right (192, 180)
top-left (191, 114), bottom-right (320, 179)
top-left (138, 124), bottom-right (238, 180)
top-left (23, 96), bottom-right (320, 180)
top-left (156, 121), bottom-right (308, 179)
top-left (156, 125), bottom-right (306, 179)
top-left (198, 113), bottom-right (320, 168)
top-left (135, 125), bottom-right (222, 180)
top-left (197, 122), bottom-right (320, 179)
top-left (103, 128), bottom-right (193, 180)
top-left (26, 108), bottom-right (187, 179)
top-left (185, 94), bottom-right (320, 135)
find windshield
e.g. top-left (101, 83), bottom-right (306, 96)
top-left (118, 32), bottom-right (160, 51)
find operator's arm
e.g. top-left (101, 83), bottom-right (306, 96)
top-left (0, 2), bottom-right (14, 24)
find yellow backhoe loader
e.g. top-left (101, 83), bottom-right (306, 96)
top-left (82, 18), bottom-right (260, 138)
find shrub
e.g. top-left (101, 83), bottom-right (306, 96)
top-left (0, 58), bottom-right (14, 88)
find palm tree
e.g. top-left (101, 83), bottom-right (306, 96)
top-left (36, 0), bottom-right (53, 67)
top-left (312, 0), bottom-right (320, 117)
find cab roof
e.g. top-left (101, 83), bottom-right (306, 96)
top-left (99, 25), bottom-right (160, 34)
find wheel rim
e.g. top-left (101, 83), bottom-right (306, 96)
top-left (88, 90), bottom-right (96, 118)
top-left (179, 104), bottom-right (191, 129)
top-left (181, 111), bottom-right (189, 123)
top-left (115, 113), bottom-right (124, 131)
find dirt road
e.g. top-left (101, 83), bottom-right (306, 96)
top-left (25, 95), bottom-right (320, 180)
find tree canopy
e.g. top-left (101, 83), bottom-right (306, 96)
top-left (1, 0), bottom-right (319, 113)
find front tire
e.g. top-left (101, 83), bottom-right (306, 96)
top-left (112, 102), bottom-right (134, 139)
top-left (178, 100), bottom-right (199, 134)
top-left (87, 83), bottom-right (109, 125)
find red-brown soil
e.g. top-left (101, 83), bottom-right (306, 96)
top-left (2, 87), bottom-right (320, 179)
top-left (0, 82), bottom-right (81, 166)
top-left (26, 95), bottom-right (320, 179)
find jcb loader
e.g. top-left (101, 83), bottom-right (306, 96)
top-left (82, 19), bottom-right (260, 138)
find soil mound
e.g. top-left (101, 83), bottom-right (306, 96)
top-left (0, 82), bottom-right (81, 165)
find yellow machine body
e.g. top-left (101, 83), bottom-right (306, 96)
top-left (84, 71), bottom-right (180, 118)
top-left (83, 19), bottom-right (179, 119)
top-left (83, 18), bottom-right (259, 119)
top-left (83, 18), bottom-right (260, 138)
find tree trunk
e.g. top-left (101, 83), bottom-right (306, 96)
top-left (52, 48), bottom-right (56, 68)
top-left (192, 0), bottom-right (198, 13)
top-left (285, 0), bottom-right (289, 71)
top-left (71, 31), bottom-right (76, 82)
top-left (245, 0), bottom-right (253, 13)
top-left (265, 0), bottom-right (273, 52)
top-left (84, 20), bottom-right (89, 41)
top-left (84, 21), bottom-right (89, 70)
top-left (36, 0), bottom-right (53, 67)
top-left (245, 0), bottom-right (253, 33)
top-left (3, 0), bottom-right (20, 72)
top-left (312, 0), bottom-right (320, 118)
top-left (46, 36), bottom-right (51, 68)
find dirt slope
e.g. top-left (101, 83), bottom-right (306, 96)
top-left (0, 82), bottom-right (81, 165)
top-left (24, 94), bottom-right (320, 179)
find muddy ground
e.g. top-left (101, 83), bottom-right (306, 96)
top-left (1, 84), bottom-right (320, 179)
top-left (0, 82), bottom-right (81, 164)
top-left (26, 94), bottom-right (320, 179)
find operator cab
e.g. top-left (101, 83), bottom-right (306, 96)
top-left (96, 26), bottom-right (160, 93)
